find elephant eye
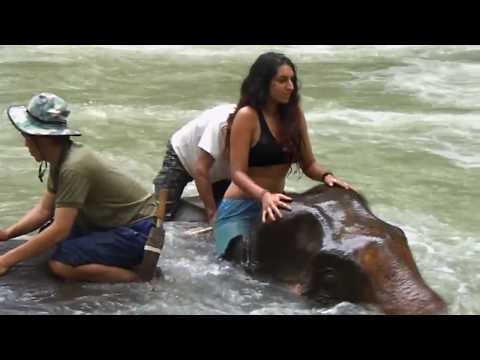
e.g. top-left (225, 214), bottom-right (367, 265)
top-left (305, 252), bottom-right (369, 303)
top-left (319, 267), bottom-right (337, 284)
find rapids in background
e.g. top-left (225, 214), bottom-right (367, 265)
top-left (0, 45), bottom-right (478, 314)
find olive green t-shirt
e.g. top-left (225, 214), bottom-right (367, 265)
top-left (47, 142), bottom-right (156, 230)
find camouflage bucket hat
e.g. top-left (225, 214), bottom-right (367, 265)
top-left (6, 93), bottom-right (82, 136)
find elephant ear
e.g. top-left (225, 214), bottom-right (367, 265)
top-left (253, 209), bottom-right (324, 282)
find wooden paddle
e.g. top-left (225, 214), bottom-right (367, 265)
top-left (136, 189), bottom-right (168, 281)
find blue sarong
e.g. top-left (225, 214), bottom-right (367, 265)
top-left (213, 198), bottom-right (261, 257)
top-left (51, 217), bottom-right (155, 268)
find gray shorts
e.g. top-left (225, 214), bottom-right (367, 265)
top-left (153, 141), bottom-right (231, 221)
top-left (153, 141), bottom-right (193, 220)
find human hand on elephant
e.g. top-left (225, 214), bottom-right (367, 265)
top-left (261, 192), bottom-right (292, 223)
top-left (0, 229), bottom-right (11, 242)
top-left (323, 174), bottom-right (354, 191)
top-left (0, 255), bottom-right (11, 277)
top-left (207, 211), bottom-right (217, 226)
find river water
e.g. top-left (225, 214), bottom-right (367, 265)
top-left (0, 45), bottom-right (478, 314)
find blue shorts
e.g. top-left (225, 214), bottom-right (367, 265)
top-left (51, 217), bottom-right (155, 268)
top-left (213, 199), bottom-right (261, 257)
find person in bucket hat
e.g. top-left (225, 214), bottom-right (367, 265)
top-left (7, 92), bottom-right (82, 183)
top-left (0, 93), bottom-right (157, 282)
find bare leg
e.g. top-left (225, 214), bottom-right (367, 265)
top-left (49, 260), bottom-right (139, 283)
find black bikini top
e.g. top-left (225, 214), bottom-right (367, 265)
top-left (248, 110), bottom-right (293, 167)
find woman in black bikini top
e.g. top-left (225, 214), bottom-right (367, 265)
top-left (213, 52), bottom-right (353, 258)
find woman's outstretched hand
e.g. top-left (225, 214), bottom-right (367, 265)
top-left (0, 229), bottom-right (10, 242)
top-left (0, 255), bottom-right (10, 277)
top-left (261, 192), bottom-right (292, 223)
top-left (324, 174), bottom-right (354, 191)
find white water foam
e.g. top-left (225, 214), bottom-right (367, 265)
top-left (306, 106), bottom-right (480, 169)
top-left (2, 45), bottom-right (474, 66)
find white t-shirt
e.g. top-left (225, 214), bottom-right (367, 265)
top-left (171, 103), bottom-right (235, 183)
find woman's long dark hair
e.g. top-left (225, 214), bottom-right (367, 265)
top-left (225, 52), bottom-right (303, 165)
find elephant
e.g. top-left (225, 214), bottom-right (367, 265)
top-left (0, 185), bottom-right (447, 315)
top-left (174, 185), bottom-right (447, 315)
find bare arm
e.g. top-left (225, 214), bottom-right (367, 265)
top-left (0, 191), bottom-right (56, 242)
top-left (230, 108), bottom-right (292, 223)
top-left (0, 207), bottom-right (78, 276)
top-left (193, 148), bottom-right (217, 224)
top-left (298, 111), bottom-right (353, 190)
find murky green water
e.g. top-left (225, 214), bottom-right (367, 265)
top-left (0, 45), bottom-right (478, 314)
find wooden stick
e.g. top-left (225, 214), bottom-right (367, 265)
top-left (184, 226), bottom-right (213, 236)
top-left (156, 190), bottom-right (168, 227)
